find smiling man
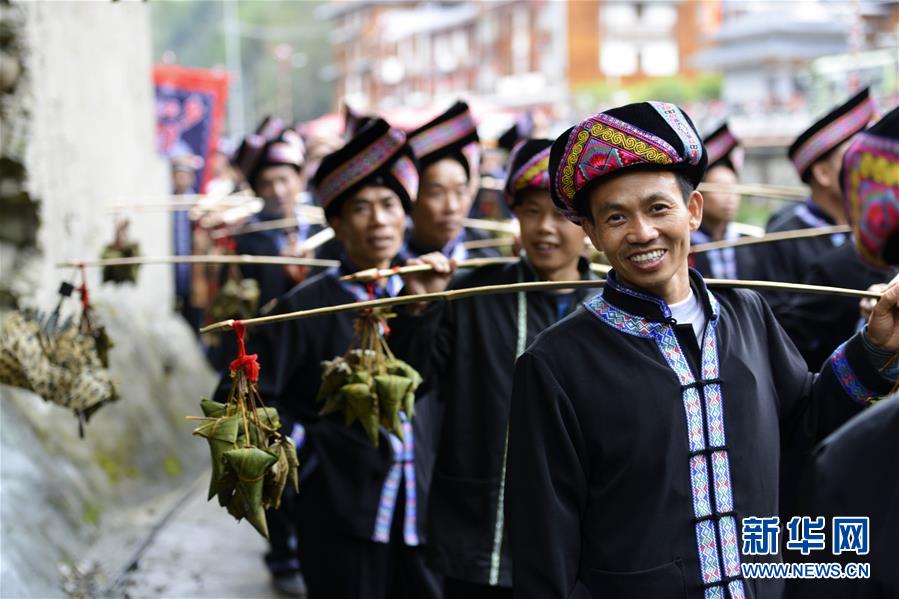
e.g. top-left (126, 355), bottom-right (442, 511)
top-left (505, 102), bottom-right (899, 599)
top-left (690, 123), bottom-right (755, 280)
top-left (247, 119), bottom-right (441, 599)
top-left (404, 101), bottom-right (501, 261)
top-left (389, 138), bottom-right (595, 598)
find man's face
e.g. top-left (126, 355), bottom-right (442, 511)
top-left (702, 165), bottom-right (740, 226)
top-left (514, 189), bottom-right (584, 277)
top-left (411, 158), bottom-right (471, 249)
top-left (172, 168), bottom-right (196, 194)
top-left (582, 170), bottom-right (702, 300)
top-left (330, 185), bottom-right (406, 268)
top-left (255, 165), bottom-right (303, 218)
top-left (812, 139), bottom-right (854, 199)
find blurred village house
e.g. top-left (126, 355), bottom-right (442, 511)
top-left (322, 0), bottom-right (898, 141)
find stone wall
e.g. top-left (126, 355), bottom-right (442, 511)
top-left (2, 1), bottom-right (172, 312)
top-left (0, 3), bottom-right (217, 596)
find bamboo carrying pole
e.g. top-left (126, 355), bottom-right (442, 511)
top-left (105, 195), bottom-right (265, 213)
top-left (461, 237), bottom-right (517, 250)
top-left (462, 218), bottom-right (519, 234)
top-left (460, 224), bottom-right (849, 256)
top-left (213, 213), bottom-right (515, 239)
top-left (103, 181), bottom-right (809, 215)
top-left (697, 182), bottom-right (808, 200)
top-left (57, 254), bottom-right (341, 269)
top-left (690, 225), bottom-right (851, 254)
top-left (339, 257), bottom-right (520, 282)
top-left (481, 176), bottom-right (808, 200)
top-left (199, 277), bottom-right (882, 334)
top-left (211, 212), bottom-right (327, 239)
top-left (338, 259), bottom-right (611, 283)
top-left (211, 225), bottom-right (334, 252)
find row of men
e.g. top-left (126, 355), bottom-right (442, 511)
top-left (210, 94), bottom-right (898, 599)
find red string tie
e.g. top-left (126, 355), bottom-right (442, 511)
top-left (79, 264), bottom-right (90, 309)
top-left (229, 320), bottom-right (260, 382)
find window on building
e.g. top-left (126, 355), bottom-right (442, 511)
top-left (643, 3), bottom-right (677, 32)
top-left (601, 3), bottom-right (638, 31)
top-left (641, 41), bottom-right (678, 76)
top-left (417, 34), bottom-right (431, 71)
top-left (478, 16), bottom-right (496, 45)
top-left (399, 38), bottom-right (413, 72)
top-left (453, 29), bottom-right (469, 64)
top-left (512, 5), bottom-right (530, 74)
top-left (601, 40), bottom-right (639, 76)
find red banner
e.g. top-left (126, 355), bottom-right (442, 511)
top-left (152, 65), bottom-right (229, 193)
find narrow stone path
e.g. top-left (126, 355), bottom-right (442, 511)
top-left (114, 475), bottom-right (280, 598)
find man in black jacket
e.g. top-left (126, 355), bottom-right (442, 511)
top-left (777, 105), bottom-right (899, 371)
top-left (752, 89), bottom-right (876, 319)
top-left (231, 124), bottom-right (307, 308)
top-left (506, 101), bottom-right (899, 599)
top-left (389, 138), bottom-right (595, 598)
top-left (404, 101), bottom-right (502, 261)
top-left (234, 119), bottom-right (441, 599)
top-left (785, 394), bottom-right (899, 599)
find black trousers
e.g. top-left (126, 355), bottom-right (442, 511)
top-left (444, 577), bottom-right (512, 599)
top-left (264, 484), bottom-right (301, 576)
top-left (296, 470), bottom-right (442, 599)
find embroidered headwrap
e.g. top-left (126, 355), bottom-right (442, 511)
top-left (343, 101), bottom-right (376, 141)
top-left (497, 112), bottom-right (535, 153)
top-left (232, 116), bottom-right (306, 187)
top-left (312, 118), bottom-right (419, 218)
top-left (548, 101), bottom-right (707, 223)
top-left (789, 88), bottom-right (876, 182)
top-left (703, 122), bottom-right (743, 174)
top-left (408, 101), bottom-right (480, 180)
top-left (841, 104), bottom-right (899, 268)
top-left (504, 138), bottom-right (552, 207)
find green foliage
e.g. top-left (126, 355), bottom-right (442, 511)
top-left (573, 74), bottom-right (723, 109)
top-left (150, 1), bottom-right (335, 135)
top-left (163, 454), bottom-right (183, 478)
top-left (82, 503), bottom-right (101, 526)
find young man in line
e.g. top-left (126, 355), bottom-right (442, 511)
top-left (244, 119), bottom-right (441, 599)
top-left (689, 122), bottom-right (756, 280)
top-left (404, 101), bottom-right (501, 261)
top-left (777, 105), bottom-right (899, 371)
top-left (506, 101), bottom-right (898, 599)
top-left (230, 122), bottom-right (307, 307)
top-left (215, 120), bottom-right (308, 596)
top-left (389, 138), bottom-right (597, 599)
top-left (751, 89), bottom-right (876, 318)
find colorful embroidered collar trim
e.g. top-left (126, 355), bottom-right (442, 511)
top-left (583, 291), bottom-right (745, 599)
top-left (605, 270), bottom-right (673, 319)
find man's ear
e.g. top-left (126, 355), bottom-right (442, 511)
top-left (687, 190), bottom-right (703, 232)
top-left (327, 215), bottom-right (345, 242)
top-left (581, 217), bottom-right (601, 253)
top-left (809, 160), bottom-right (835, 189)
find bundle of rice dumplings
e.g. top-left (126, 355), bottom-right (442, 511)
top-left (317, 308), bottom-right (422, 447)
top-left (190, 322), bottom-right (298, 538)
top-left (0, 281), bottom-right (118, 435)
